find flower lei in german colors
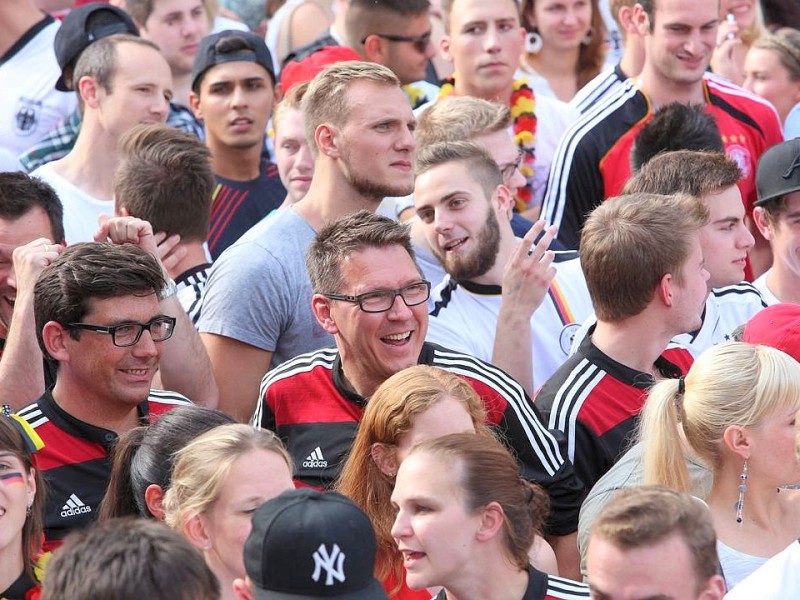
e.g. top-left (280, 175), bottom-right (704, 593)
top-left (437, 77), bottom-right (537, 211)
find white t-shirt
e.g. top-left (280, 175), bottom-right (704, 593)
top-left (31, 162), bottom-right (112, 244)
top-left (0, 17), bottom-right (77, 156)
top-left (725, 540), bottom-right (800, 599)
top-left (753, 270), bottom-right (781, 305)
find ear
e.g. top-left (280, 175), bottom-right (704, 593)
top-left (752, 207), bottom-right (774, 240)
top-left (26, 467), bottom-right (37, 509)
top-left (362, 34), bottom-right (386, 63)
top-left (188, 90), bottom-right (203, 120)
top-left (698, 574), bottom-right (727, 600)
top-left (475, 501), bottom-right (505, 542)
top-left (184, 513), bottom-right (212, 552)
top-left (311, 294), bottom-right (339, 334)
top-left (78, 76), bottom-right (101, 108)
top-left (657, 272), bottom-right (675, 308)
top-left (440, 35), bottom-right (454, 63)
top-left (618, 6), bottom-right (637, 33)
top-left (721, 424), bottom-right (750, 460)
top-left (232, 577), bottom-right (255, 600)
top-left (42, 321), bottom-right (71, 362)
top-left (370, 443), bottom-right (399, 476)
top-left (492, 184), bottom-right (514, 215)
top-left (631, 3), bottom-right (650, 36)
top-left (315, 123), bottom-right (341, 159)
top-left (144, 484), bottom-right (166, 521)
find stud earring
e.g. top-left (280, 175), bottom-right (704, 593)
top-left (581, 27), bottom-right (595, 45)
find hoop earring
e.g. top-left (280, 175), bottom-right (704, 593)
top-left (581, 27), bottom-right (595, 45)
top-left (735, 459), bottom-right (748, 524)
top-left (525, 31), bottom-right (543, 54)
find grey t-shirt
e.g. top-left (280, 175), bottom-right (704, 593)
top-left (197, 207), bottom-right (333, 369)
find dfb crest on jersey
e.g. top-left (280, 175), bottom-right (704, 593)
top-left (15, 97), bottom-right (42, 138)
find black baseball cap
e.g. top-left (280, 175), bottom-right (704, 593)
top-left (244, 489), bottom-right (388, 600)
top-left (755, 138), bottom-right (800, 207)
top-left (54, 3), bottom-right (139, 91)
top-left (191, 30), bottom-right (275, 93)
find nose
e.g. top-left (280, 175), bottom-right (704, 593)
top-left (153, 94), bottom-right (170, 122)
top-left (423, 37), bottom-right (436, 60)
top-left (296, 142), bottom-right (314, 173)
top-left (132, 328), bottom-right (160, 358)
top-left (386, 290), bottom-right (414, 320)
top-left (396, 123), bottom-right (416, 153)
top-left (231, 84), bottom-right (249, 109)
top-left (484, 24), bottom-right (501, 52)
top-left (391, 509), bottom-right (411, 541)
top-left (507, 166), bottom-right (527, 194)
top-left (739, 223), bottom-right (756, 250)
top-left (433, 209), bottom-right (452, 236)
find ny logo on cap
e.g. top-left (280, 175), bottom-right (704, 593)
top-left (312, 543), bottom-right (346, 586)
top-left (782, 154), bottom-right (800, 180)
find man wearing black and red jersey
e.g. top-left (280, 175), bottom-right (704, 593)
top-left (535, 192), bottom-right (708, 493)
top-left (541, 0), bottom-right (783, 277)
top-left (16, 243), bottom-right (191, 550)
top-left (252, 210), bottom-right (586, 570)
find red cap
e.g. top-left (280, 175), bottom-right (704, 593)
top-left (742, 303), bottom-right (800, 362)
top-left (280, 46), bottom-right (362, 92)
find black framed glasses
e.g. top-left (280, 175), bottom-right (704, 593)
top-left (67, 315), bottom-right (177, 347)
top-left (323, 281), bottom-right (431, 313)
top-left (499, 150), bottom-right (525, 183)
top-left (360, 31), bottom-right (432, 54)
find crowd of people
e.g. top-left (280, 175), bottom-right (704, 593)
top-left (2, 0), bottom-right (800, 599)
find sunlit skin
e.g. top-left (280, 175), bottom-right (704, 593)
top-left (274, 107), bottom-right (314, 204)
top-left (635, 0), bottom-right (719, 104)
top-left (743, 47), bottom-right (800, 125)
top-left (139, 0), bottom-right (210, 77)
top-left (378, 12), bottom-right (436, 84)
top-left (754, 192), bottom-right (800, 302)
top-left (587, 534), bottom-right (726, 600)
top-left (0, 452), bottom-right (36, 562)
top-left (0, 207), bottom-right (54, 337)
top-left (196, 449), bottom-right (294, 592)
top-left (700, 185), bottom-right (754, 289)
top-left (313, 245), bottom-right (428, 398)
top-left (441, 0), bottom-right (526, 102)
top-left (670, 234), bottom-right (711, 334)
top-left (525, 0), bottom-right (592, 53)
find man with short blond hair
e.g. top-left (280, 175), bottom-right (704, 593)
top-left (198, 60), bottom-right (416, 421)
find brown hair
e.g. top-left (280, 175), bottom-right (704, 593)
top-left (520, 0), bottom-right (608, 90)
top-left (579, 192), bottom-right (709, 321)
top-left (590, 485), bottom-right (719, 593)
top-left (114, 124), bottom-right (214, 243)
top-left (305, 210), bottom-right (418, 294)
top-left (415, 140), bottom-right (503, 200)
top-left (414, 96), bottom-right (511, 148)
top-left (337, 366), bottom-right (488, 587)
top-left (0, 417), bottom-right (45, 582)
top-left (407, 433), bottom-right (549, 571)
top-left (625, 150), bottom-right (740, 197)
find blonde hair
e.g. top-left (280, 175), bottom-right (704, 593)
top-left (337, 366), bottom-right (488, 587)
top-left (302, 61), bottom-right (400, 156)
top-left (273, 80), bottom-right (309, 135)
top-left (163, 424), bottom-right (292, 530)
top-left (414, 96), bottom-right (510, 148)
top-left (640, 343), bottom-right (800, 490)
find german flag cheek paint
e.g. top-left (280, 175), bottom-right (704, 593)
top-left (0, 471), bottom-right (25, 485)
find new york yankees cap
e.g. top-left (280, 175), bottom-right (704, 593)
top-left (755, 138), bottom-right (800, 207)
top-left (54, 2), bottom-right (139, 91)
top-left (244, 488), bottom-right (388, 600)
top-left (191, 30), bottom-right (275, 93)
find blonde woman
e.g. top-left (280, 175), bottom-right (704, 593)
top-left (164, 424), bottom-right (294, 600)
top-left (711, 0), bottom-right (767, 86)
top-left (640, 342), bottom-right (800, 591)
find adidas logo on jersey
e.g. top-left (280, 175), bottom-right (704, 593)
top-left (61, 493), bottom-right (92, 518)
top-left (303, 446), bottom-right (328, 468)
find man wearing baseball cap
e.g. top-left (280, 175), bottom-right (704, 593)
top-left (188, 30), bottom-right (285, 259)
top-left (234, 488), bottom-right (388, 600)
top-left (752, 138), bottom-right (800, 305)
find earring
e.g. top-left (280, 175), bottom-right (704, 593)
top-left (525, 31), bottom-right (543, 54)
top-left (735, 459), bottom-right (748, 524)
top-left (26, 504), bottom-right (32, 518)
top-left (581, 27), bottom-right (595, 45)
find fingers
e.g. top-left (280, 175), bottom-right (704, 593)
top-left (11, 238), bottom-right (63, 289)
